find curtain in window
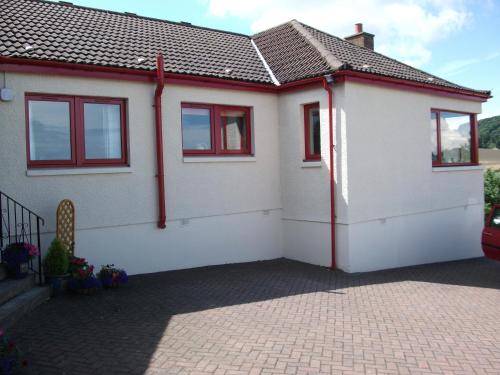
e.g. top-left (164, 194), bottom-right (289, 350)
top-left (84, 103), bottom-right (121, 159)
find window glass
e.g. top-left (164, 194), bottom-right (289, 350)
top-left (84, 103), bottom-right (122, 159)
top-left (220, 110), bottom-right (247, 151)
top-left (309, 107), bottom-right (321, 156)
top-left (431, 112), bottom-right (438, 162)
top-left (182, 107), bottom-right (212, 150)
top-left (28, 100), bottom-right (71, 160)
top-left (440, 112), bottom-right (471, 163)
top-left (491, 208), bottom-right (500, 229)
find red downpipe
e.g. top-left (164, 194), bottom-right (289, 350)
top-left (154, 53), bottom-right (166, 229)
top-left (322, 77), bottom-right (336, 270)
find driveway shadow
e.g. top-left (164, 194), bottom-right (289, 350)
top-left (11, 257), bottom-right (500, 374)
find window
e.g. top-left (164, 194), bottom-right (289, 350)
top-left (304, 103), bottom-right (321, 160)
top-left (26, 94), bottom-right (128, 168)
top-left (430, 109), bottom-right (478, 166)
top-left (181, 103), bottom-right (251, 155)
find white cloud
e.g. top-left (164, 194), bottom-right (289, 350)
top-left (207, 0), bottom-right (473, 67)
top-left (437, 52), bottom-right (500, 77)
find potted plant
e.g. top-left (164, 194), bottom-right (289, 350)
top-left (43, 238), bottom-right (70, 295)
top-left (0, 328), bottom-right (27, 375)
top-left (2, 242), bottom-right (39, 279)
top-left (67, 257), bottom-right (101, 294)
top-left (97, 264), bottom-right (128, 288)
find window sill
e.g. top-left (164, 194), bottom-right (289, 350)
top-left (183, 156), bottom-right (256, 163)
top-left (432, 165), bottom-right (483, 172)
top-left (301, 161), bottom-right (322, 168)
top-left (26, 167), bottom-right (133, 177)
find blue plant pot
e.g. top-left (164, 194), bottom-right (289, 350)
top-left (45, 274), bottom-right (70, 296)
top-left (0, 357), bottom-right (17, 375)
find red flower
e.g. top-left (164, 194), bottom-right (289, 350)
top-left (7, 341), bottom-right (15, 352)
top-left (22, 360), bottom-right (28, 367)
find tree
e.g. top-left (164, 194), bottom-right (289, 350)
top-left (484, 169), bottom-right (500, 214)
top-left (479, 115), bottom-right (500, 149)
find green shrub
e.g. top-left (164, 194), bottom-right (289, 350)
top-left (43, 238), bottom-right (69, 276)
top-left (484, 168), bottom-right (500, 215)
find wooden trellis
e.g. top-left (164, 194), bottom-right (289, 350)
top-left (56, 199), bottom-right (75, 256)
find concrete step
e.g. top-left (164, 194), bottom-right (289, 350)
top-left (0, 276), bottom-right (35, 305)
top-left (0, 264), bottom-right (8, 281)
top-left (0, 286), bottom-right (51, 330)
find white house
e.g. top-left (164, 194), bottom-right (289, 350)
top-left (0, 0), bottom-right (491, 275)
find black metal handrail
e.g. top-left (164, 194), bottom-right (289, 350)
top-left (0, 190), bottom-right (45, 285)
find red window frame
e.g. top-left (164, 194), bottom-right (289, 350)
top-left (431, 108), bottom-right (479, 167)
top-left (25, 93), bottom-right (128, 168)
top-left (181, 103), bottom-right (252, 156)
top-left (304, 102), bottom-right (321, 161)
top-left (180, 103), bottom-right (216, 155)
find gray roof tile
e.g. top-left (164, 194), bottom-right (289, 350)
top-left (0, 0), bottom-right (273, 83)
top-left (253, 20), bottom-right (490, 95)
top-left (0, 0), bottom-right (490, 96)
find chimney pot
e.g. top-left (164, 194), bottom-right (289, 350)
top-left (345, 23), bottom-right (374, 50)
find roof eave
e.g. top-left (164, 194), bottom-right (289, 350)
top-left (0, 56), bottom-right (277, 91)
top-left (0, 56), bottom-right (491, 100)
top-left (333, 69), bottom-right (491, 102)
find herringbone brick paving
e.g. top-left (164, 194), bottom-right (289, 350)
top-left (11, 258), bottom-right (500, 374)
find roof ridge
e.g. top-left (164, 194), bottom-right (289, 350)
top-left (289, 20), bottom-right (344, 72)
top-left (29, 0), bottom-right (251, 39)
top-left (297, 21), bottom-right (490, 94)
top-left (252, 19), bottom-right (296, 38)
top-left (250, 39), bottom-right (280, 86)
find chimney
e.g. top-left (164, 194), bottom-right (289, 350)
top-left (345, 23), bottom-right (374, 50)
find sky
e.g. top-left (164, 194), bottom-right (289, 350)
top-left (60, 0), bottom-right (499, 119)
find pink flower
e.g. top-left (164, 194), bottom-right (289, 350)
top-left (0, 329), bottom-right (4, 337)
top-left (23, 243), bottom-right (39, 257)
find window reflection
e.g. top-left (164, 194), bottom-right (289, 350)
top-left (182, 108), bottom-right (212, 150)
top-left (29, 100), bottom-right (71, 160)
top-left (440, 112), bottom-right (471, 163)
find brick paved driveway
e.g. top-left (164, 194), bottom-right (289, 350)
top-left (12, 258), bottom-right (500, 375)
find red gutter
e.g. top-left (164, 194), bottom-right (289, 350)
top-left (164, 72), bottom-right (276, 93)
top-left (0, 56), bottom-right (155, 82)
top-left (154, 54), bottom-right (167, 229)
top-left (322, 76), bottom-right (336, 270)
top-left (334, 70), bottom-right (491, 102)
top-left (278, 76), bottom-right (327, 92)
top-left (0, 56), bottom-right (490, 101)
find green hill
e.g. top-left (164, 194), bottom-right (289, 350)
top-left (479, 115), bottom-right (500, 149)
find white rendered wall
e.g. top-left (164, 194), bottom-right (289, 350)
top-left (338, 81), bottom-right (484, 272)
top-left (0, 72), bottom-right (283, 274)
top-left (0, 71), bottom-right (485, 275)
top-left (278, 87), bottom-right (333, 267)
top-left (38, 209), bottom-right (283, 275)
